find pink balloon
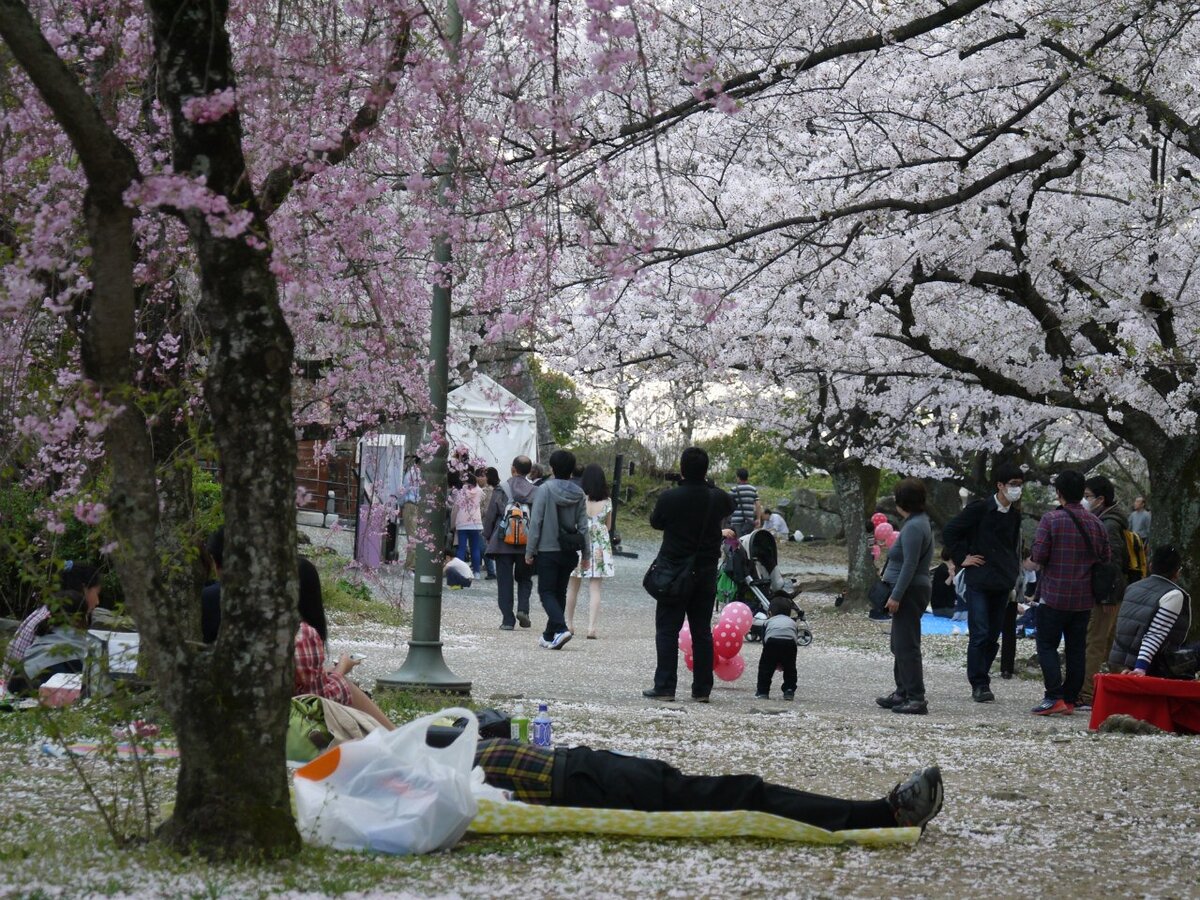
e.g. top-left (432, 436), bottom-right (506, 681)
top-left (678, 625), bottom-right (693, 655)
top-left (721, 601), bottom-right (751, 623)
top-left (873, 522), bottom-right (893, 542)
top-left (871, 512), bottom-right (888, 526)
top-left (684, 652), bottom-right (694, 672)
top-left (712, 622), bottom-right (744, 660)
top-left (885, 531), bottom-right (899, 548)
top-left (714, 653), bottom-right (746, 682)
top-left (871, 544), bottom-right (881, 561)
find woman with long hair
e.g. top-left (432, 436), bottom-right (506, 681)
top-left (565, 463), bottom-right (616, 639)
top-left (294, 558), bottom-right (394, 729)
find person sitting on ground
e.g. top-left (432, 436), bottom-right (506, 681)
top-left (763, 508), bottom-right (790, 540)
top-left (1108, 545), bottom-right (1198, 679)
top-left (929, 548), bottom-right (956, 618)
top-left (471, 737), bottom-right (944, 834)
top-left (294, 557), bottom-right (395, 730)
top-left (444, 550), bottom-right (473, 589)
top-left (8, 563), bottom-right (106, 695)
top-left (755, 596), bottom-right (801, 701)
top-left (201, 527), bottom-right (223, 643)
top-left (3, 562), bottom-right (106, 685)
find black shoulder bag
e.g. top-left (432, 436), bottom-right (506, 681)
top-left (1062, 508), bottom-right (1120, 605)
top-left (643, 491), bottom-right (717, 603)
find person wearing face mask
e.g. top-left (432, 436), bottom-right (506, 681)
top-left (1075, 475), bottom-right (1130, 710)
top-left (942, 463), bottom-right (1026, 703)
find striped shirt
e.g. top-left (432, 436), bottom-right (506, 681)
top-left (2, 605), bottom-right (50, 684)
top-left (474, 738), bottom-right (555, 803)
top-left (1136, 589), bottom-right (1185, 671)
top-left (729, 483), bottom-right (758, 526)
top-left (1029, 504), bottom-right (1110, 611)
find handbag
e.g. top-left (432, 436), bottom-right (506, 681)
top-left (294, 707), bottom-right (479, 855)
top-left (1062, 508), bottom-right (1120, 604)
top-left (643, 490), bottom-right (718, 603)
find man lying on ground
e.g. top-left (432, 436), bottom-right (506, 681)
top-left (471, 738), bottom-right (943, 833)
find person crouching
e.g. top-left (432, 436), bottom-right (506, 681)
top-left (755, 596), bottom-right (801, 701)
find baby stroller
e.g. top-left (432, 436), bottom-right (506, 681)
top-left (718, 529), bottom-right (812, 646)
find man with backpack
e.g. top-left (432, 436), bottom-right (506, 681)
top-left (1076, 475), bottom-right (1130, 710)
top-left (525, 449), bottom-right (590, 649)
top-left (942, 463), bottom-right (1025, 702)
top-left (482, 455), bottom-right (540, 631)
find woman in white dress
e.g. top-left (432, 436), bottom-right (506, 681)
top-left (566, 463), bottom-right (615, 638)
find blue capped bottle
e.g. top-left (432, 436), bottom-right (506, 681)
top-left (531, 703), bottom-right (552, 747)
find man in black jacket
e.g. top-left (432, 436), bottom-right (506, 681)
top-left (643, 447), bottom-right (734, 702)
top-left (942, 463), bottom-right (1024, 702)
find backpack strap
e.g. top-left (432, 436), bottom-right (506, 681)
top-left (1062, 507), bottom-right (1103, 561)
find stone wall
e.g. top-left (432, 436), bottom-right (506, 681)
top-left (775, 489), bottom-right (844, 540)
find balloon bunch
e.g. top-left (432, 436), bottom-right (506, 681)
top-left (679, 601), bottom-right (754, 681)
top-left (870, 512), bottom-right (898, 561)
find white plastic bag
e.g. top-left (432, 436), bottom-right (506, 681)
top-left (294, 707), bottom-right (479, 855)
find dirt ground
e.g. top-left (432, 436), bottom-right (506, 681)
top-left (3, 527), bottom-right (1197, 898)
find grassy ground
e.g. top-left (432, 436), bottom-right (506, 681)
top-left (3, 531), bottom-right (1198, 898)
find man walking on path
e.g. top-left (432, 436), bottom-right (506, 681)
top-left (643, 447), bottom-right (734, 702)
top-left (942, 463), bottom-right (1025, 702)
top-left (729, 468), bottom-right (762, 537)
top-left (1076, 476), bottom-right (1129, 709)
top-left (1025, 470), bottom-right (1111, 715)
top-left (525, 449), bottom-right (589, 650)
top-left (1129, 496), bottom-right (1151, 545)
top-left (483, 455), bottom-right (538, 630)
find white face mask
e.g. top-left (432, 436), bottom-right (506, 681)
top-left (1005, 486), bottom-right (1023, 503)
top-left (1081, 498), bottom-right (1092, 511)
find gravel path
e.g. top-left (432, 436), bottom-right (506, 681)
top-left (304, 526), bottom-right (1200, 899)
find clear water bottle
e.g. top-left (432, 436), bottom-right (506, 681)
top-left (531, 703), bottom-right (552, 747)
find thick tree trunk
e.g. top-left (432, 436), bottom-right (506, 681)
top-left (145, 0), bottom-right (300, 857)
top-left (1142, 436), bottom-right (1200, 640)
top-left (831, 460), bottom-right (881, 610)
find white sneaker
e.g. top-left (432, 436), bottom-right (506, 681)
top-left (537, 637), bottom-right (553, 649)
top-left (549, 631), bottom-right (573, 650)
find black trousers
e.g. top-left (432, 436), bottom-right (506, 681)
top-left (535, 550), bottom-right (577, 640)
top-left (556, 746), bottom-right (895, 832)
top-left (653, 567), bottom-right (717, 698)
top-left (890, 584), bottom-right (930, 702)
top-left (756, 638), bottom-right (797, 695)
top-left (1000, 598), bottom-right (1017, 676)
top-left (492, 554), bottom-right (532, 626)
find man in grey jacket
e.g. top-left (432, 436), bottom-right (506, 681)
top-left (482, 455), bottom-right (539, 630)
top-left (525, 449), bottom-right (590, 649)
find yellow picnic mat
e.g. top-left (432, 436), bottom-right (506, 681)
top-left (468, 799), bottom-right (921, 846)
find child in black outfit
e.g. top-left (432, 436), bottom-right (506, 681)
top-left (755, 596), bottom-right (801, 700)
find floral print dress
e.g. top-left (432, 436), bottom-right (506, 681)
top-left (574, 498), bottom-right (615, 579)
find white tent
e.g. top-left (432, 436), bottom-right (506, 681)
top-left (446, 374), bottom-right (538, 470)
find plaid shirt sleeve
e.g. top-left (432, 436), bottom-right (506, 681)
top-left (293, 621), bottom-right (353, 705)
top-left (2, 605), bottom-right (50, 683)
top-left (474, 738), bottom-right (555, 803)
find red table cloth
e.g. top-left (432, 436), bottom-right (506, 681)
top-left (1089, 673), bottom-right (1200, 734)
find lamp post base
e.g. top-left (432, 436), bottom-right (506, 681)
top-left (376, 640), bottom-right (472, 694)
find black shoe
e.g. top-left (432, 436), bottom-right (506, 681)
top-left (1000, 671), bottom-right (1014, 680)
top-left (642, 689), bottom-right (675, 701)
top-left (888, 766), bottom-right (944, 830)
top-left (782, 691), bottom-right (795, 701)
top-left (972, 686), bottom-right (995, 703)
top-left (691, 694), bottom-right (710, 703)
top-left (876, 692), bottom-right (905, 709)
top-left (515, 612), bottom-right (531, 628)
top-left (499, 623), bottom-right (514, 631)
top-left (892, 699), bottom-right (929, 715)
top-left (754, 692), bottom-right (769, 700)
top-left (485, 573), bottom-right (497, 580)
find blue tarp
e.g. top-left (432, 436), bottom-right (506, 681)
top-left (921, 613), bottom-right (969, 635)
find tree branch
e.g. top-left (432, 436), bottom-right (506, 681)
top-left (258, 17), bottom-right (412, 218)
